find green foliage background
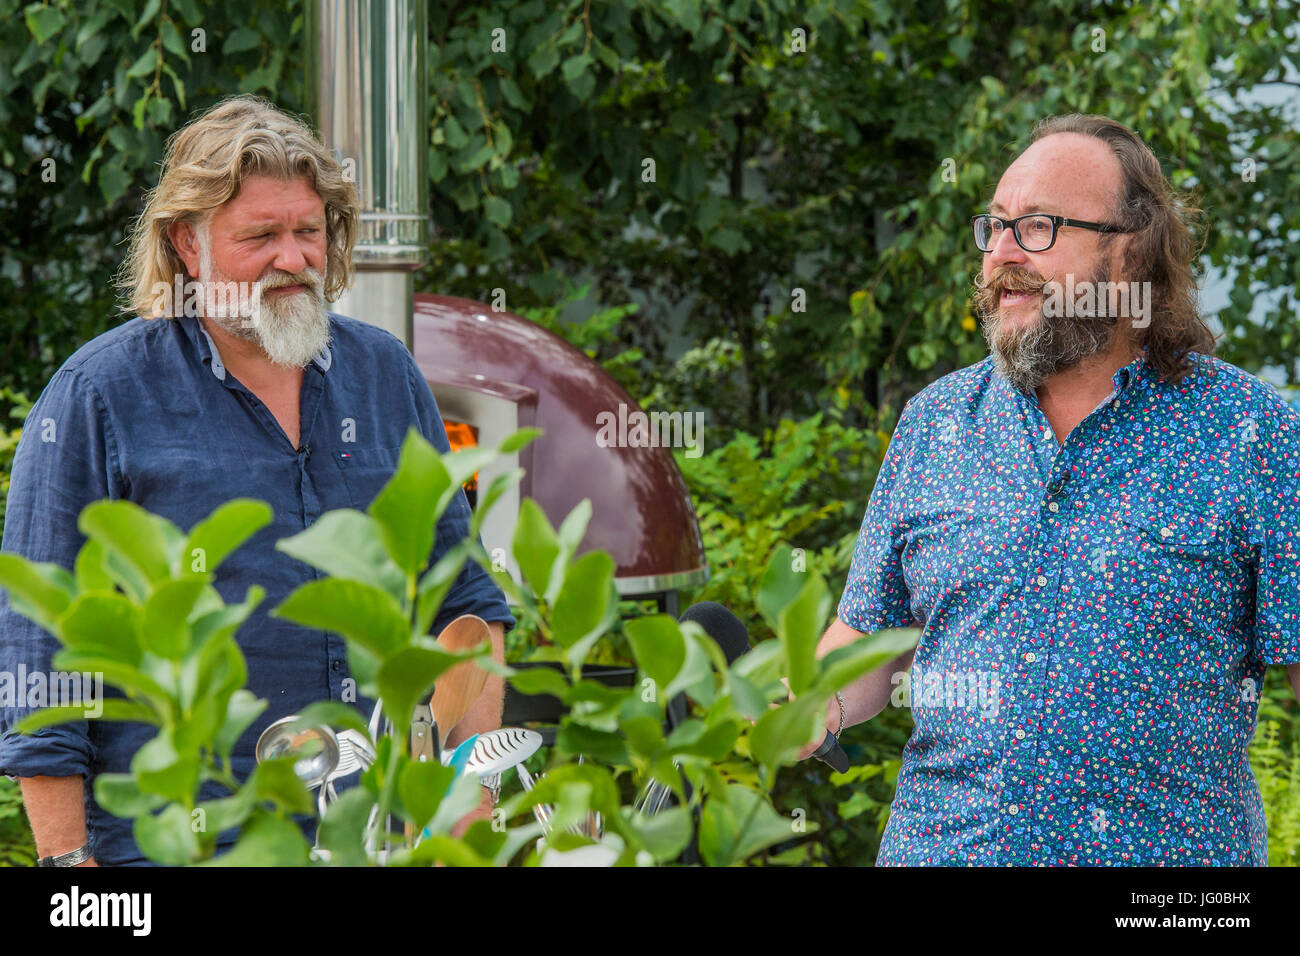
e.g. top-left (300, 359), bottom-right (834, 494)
top-left (2, 0), bottom-right (1300, 865)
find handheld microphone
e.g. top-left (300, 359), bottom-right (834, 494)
top-left (811, 730), bottom-right (850, 773)
top-left (678, 601), bottom-right (751, 665)
top-left (678, 601), bottom-right (850, 774)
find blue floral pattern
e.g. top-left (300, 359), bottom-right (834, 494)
top-left (839, 351), bottom-right (1300, 865)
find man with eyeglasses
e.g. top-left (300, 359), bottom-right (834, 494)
top-left (799, 114), bottom-right (1300, 865)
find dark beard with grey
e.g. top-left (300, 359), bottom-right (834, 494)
top-left (973, 265), bottom-right (1118, 394)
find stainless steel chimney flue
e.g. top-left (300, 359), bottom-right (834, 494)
top-left (307, 0), bottom-right (428, 350)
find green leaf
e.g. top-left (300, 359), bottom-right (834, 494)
top-left (184, 499), bottom-right (272, 576)
top-left (140, 577), bottom-right (208, 659)
top-left (131, 732), bottom-right (200, 804)
top-left (46, 653), bottom-right (173, 717)
top-left (193, 785), bottom-right (259, 846)
top-left (561, 53), bottom-right (592, 81)
top-left (779, 573), bottom-right (832, 695)
top-left (94, 773), bottom-right (168, 819)
top-left (161, 19), bottom-right (190, 65)
top-left (755, 544), bottom-right (803, 631)
top-left (470, 467), bottom-right (523, 536)
top-left (24, 3), bottom-right (65, 43)
top-left (810, 628), bottom-right (920, 698)
top-left (0, 555), bottom-right (75, 632)
top-left (132, 0), bottom-right (160, 39)
top-left (512, 499), bottom-right (561, 600)
top-left (221, 27), bottom-right (262, 55)
top-left (213, 689), bottom-right (267, 759)
top-left (551, 551), bottom-right (615, 649)
top-left (134, 804), bottom-right (200, 866)
top-left (498, 427), bottom-right (542, 454)
top-left (73, 539), bottom-right (114, 591)
top-left (202, 810), bottom-right (311, 866)
top-left (275, 509), bottom-right (405, 599)
top-left (725, 670), bottom-right (769, 720)
top-left (252, 758), bottom-right (316, 816)
top-left (125, 46), bottom-right (159, 79)
top-left (78, 501), bottom-right (173, 595)
top-left (526, 42), bottom-right (560, 78)
top-left (63, 590), bottom-right (146, 665)
top-left (316, 787), bottom-right (375, 866)
top-left (483, 195), bottom-right (512, 227)
top-left (622, 805), bottom-right (691, 862)
top-left (555, 498), bottom-right (591, 555)
top-left (16, 700), bottom-right (157, 733)
top-left (289, 701), bottom-right (370, 738)
top-left (190, 585), bottom-right (264, 647)
top-left (377, 644), bottom-right (469, 732)
top-left (273, 579), bottom-right (409, 659)
top-left (75, 8), bottom-right (114, 50)
top-left (624, 614), bottom-right (686, 690)
top-left (698, 784), bottom-right (799, 866)
top-left (555, 723), bottom-right (629, 764)
top-left (749, 695), bottom-right (822, 771)
top-left (505, 665), bottom-right (570, 698)
top-left (398, 759), bottom-right (457, 832)
top-left (414, 540), bottom-right (472, 638)
top-left (369, 429), bottom-right (453, 577)
top-left (98, 160), bottom-right (131, 204)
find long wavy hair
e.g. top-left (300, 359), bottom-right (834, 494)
top-left (117, 95), bottom-right (358, 317)
top-left (1028, 115), bottom-right (1216, 383)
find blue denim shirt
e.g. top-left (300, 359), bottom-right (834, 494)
top-left (0, 313), bottom-right (514, 864)
top-left (840, 350), bottom-right (1300, 866)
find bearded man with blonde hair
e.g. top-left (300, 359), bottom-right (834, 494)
top-left (0, 96), bottom-right (513, 866)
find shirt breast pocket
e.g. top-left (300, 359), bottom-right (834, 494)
top-left (1116, 503), bottom-right (1242, 627)
top-left (334, 446), bottom-right (402, 509)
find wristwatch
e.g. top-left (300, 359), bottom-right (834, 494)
top-left (38, 844), bottom-right (92, 867)
top-left (479, 772), bottom-right (501, 803)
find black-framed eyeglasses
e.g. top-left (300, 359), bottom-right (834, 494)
top-left (971, 213), bottom-right (1132, 253)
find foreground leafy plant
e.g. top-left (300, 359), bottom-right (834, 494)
top-left (0, 495), bottom-right (314, 864)
top-left (1, 423), bottom-right (919, 865)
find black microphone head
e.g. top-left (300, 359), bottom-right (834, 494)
top-left (678, 601), bottom-right (750, 664)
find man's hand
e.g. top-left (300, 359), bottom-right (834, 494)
top-left (796, 695), bottom-right (837, 762)
top-left (450, 787), bottom-right (495, 839)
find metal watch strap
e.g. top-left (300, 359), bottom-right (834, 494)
top-left (480, 772), bottom-right (501, 802)
top-left (38, 844), bottom-right (92, 867)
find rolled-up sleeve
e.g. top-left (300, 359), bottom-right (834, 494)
top-left (837, 400), bottom-right (919, 634)
top-left (1251, 404), bottom-right (1300, 665)
top-left (405, 360), bottom-right (516, 635)
top-left (0, 368), bottom-right (121, 778)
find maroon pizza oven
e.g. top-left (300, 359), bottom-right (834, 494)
top-left (414, 295), bottom-right (707, 613)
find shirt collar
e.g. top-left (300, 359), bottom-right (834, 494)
top-left (1111, 350), bottom-right (1149, 394)
top-left (180, 315), bottom-right (333, 381)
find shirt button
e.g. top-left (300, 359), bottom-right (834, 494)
top-left (1035, 575), bottom-right (1047, 586)
top-left (1014, 729), bottom-right (1026, 740)
top-left (1047, 501), bottom-right (1059, 513)
top-left (330, 660), bottom-right (342, 673)
top-left (1024, 652), bottom-right (1037, 663)
top-left (1159, 526), bottom-right (1173, 538)
top-left (1007, 805), bottom-right (1020, 815)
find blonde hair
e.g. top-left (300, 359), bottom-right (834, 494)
top-left (118, 95), bottom-right (358, 317)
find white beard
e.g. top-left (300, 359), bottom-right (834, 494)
top-left (197, 228), bottom-right (331, 369)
